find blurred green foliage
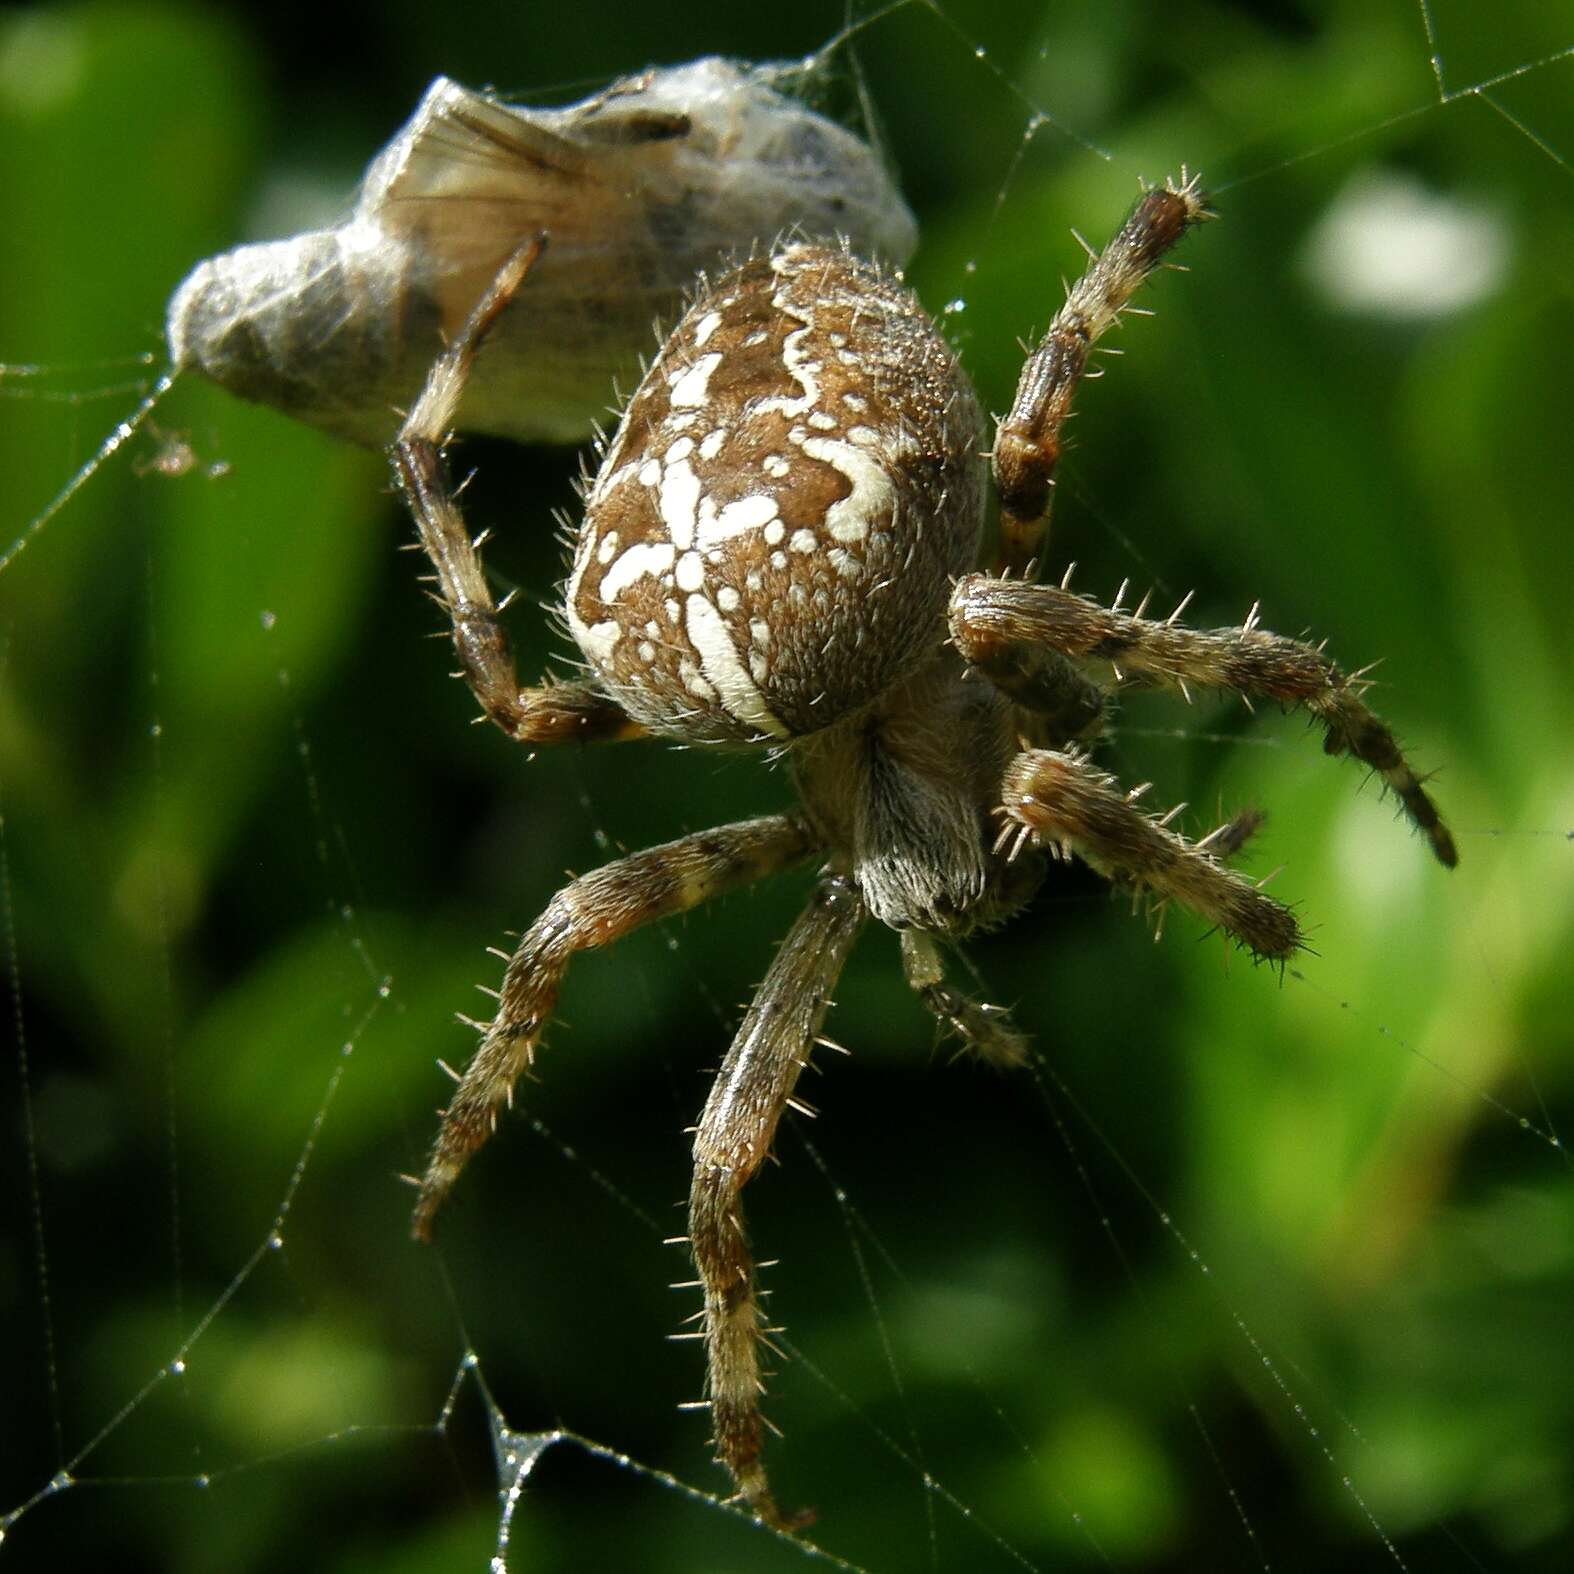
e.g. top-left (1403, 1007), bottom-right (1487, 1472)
top-left (2, 1), bottom-right (1571, 1570)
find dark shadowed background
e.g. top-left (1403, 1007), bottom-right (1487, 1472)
top-left (2, 0), bottom-right (1572, 1569)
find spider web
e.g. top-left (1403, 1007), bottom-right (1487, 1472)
top-left (2, 0), bottom-right (1572, 1568)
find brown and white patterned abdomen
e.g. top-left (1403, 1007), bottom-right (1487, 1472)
top-left (564, 246), bottom-right (984, 745)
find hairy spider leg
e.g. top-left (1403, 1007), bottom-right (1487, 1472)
top-left (411, 814), bottom-right (821, 1240)
top-left (997, 746), bottom-right (1301, 960)
top-left (951, 575), bottom-right (1457, 868)
top-left (992, 173), bottom-right (1212, 578)
top-left (392, 234), bottom-right (645, 744)
top-left (686, 874), bottom-right (865, 1530)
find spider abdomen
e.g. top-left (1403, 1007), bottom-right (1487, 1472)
top-left (564, 245), bottom-right (983, 745)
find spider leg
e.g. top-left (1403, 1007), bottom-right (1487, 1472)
top-left (391, 236), bottom-right (644, 745)
top-left (993, 173), bottom-right (1210, 578)
top-left (899, 929), bottom-right (1028, 1068)
top-left (688, 874), bottom-right (865, 1530)
top-left (951, 575), bottom-right (1456, 867)
top-left (1199, 805), bottom-right (1268, 862)
top-left (411, 812), bottom-right (820, 1240)
top-left (961, 635), bottom-right (1108, 748)
top-left (996, 746), bottom-right (1301, 959)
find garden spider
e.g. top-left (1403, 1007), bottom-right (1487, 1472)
top-left (393, 174), bottom-right (1456, 1529)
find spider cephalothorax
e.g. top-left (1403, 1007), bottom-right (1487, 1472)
top-left (392, 176), bottom-right (1455, 1528)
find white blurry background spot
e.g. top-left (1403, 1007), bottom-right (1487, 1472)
top-left (1301, 169), bottom-right (1510, 317)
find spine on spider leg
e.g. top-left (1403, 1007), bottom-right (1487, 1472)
top-left (688, 876), bottom-right (865, 1529)
top-left (1000, 748), bottom-right (1301, 960)
top-left (994, 175), bottom-right (1211, 575)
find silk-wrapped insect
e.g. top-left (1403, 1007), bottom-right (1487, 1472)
top-left (166, 56), bottom-right (917, 447)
